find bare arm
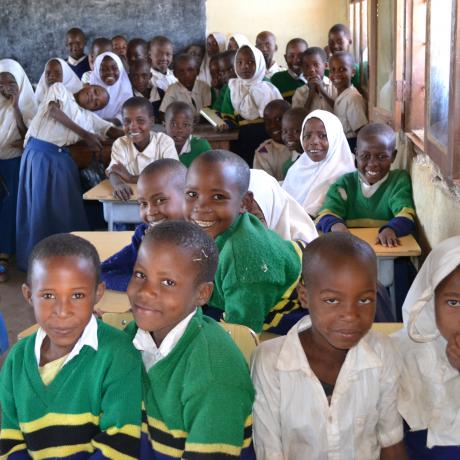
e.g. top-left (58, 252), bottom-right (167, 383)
top-left (106, 126), bottom-right (125, 139)
top-left (108, 172), bottom-right (134, 201)
top-left (380, 441), bottom-right (408, 460)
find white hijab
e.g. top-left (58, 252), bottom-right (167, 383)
top-left (228, 33), bottom-right (251, 49)
top-left (395, 236), bottom-right (460, 446)
top-left (198, 32), bottom-right (227, 85)
top-left (35, 58), bottom-right (82, 105)
top-left (89, 52), bottom-right (133, 120)
top-left (228, 45), bottom-right (282, 120)
top-left (249, 169), bottom-right (318, 243)
top-left (0, 59), bottom-right (37, 152)
top-left (282, 110), bottom-right (355, 216)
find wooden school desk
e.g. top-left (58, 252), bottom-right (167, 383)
top-left (83, 179), bottom-right (140, 230)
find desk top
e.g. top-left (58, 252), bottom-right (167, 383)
top-left (83, 179), bottom-right (138, 202)
top-left (349, 228), bottom-right (421, 257)
top-left (73, 231), bottom-right (133, 260)
top-left (154, 123), bottom-right (239, 141)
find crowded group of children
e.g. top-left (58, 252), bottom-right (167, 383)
top-left (0, 20), bottom-right (458, 460)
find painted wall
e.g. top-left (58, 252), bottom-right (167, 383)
top-left (206, 0), bottom-right (348, 65)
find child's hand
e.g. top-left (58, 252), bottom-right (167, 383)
top-left (446, 333), bottom-right (460, 371)
top-left (307, 76), bottom-right (322, 92)
top-left (215, 123), bottom-right (229, 132)
top-left (84, 132), bottom-right (103, 152)
top-left (376, 228), bottom-right (400, 247)
top-left (113, 182), bottom-right (133, 201)
top-left (331, 222), bottom-right (350, 233)
top-left (109, 163), bottom-right (134, 182)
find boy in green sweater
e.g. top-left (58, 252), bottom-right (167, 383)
top-left (184, 150), bottom-right (304, 334)
top-left (126, 220), bottom-right (255, 460)
top-left (165, 101), bottom-right (211, 167)
top-left (316, 123), bottom-right (416, 247)
top-left (0, 234), bottom-right (143, 459)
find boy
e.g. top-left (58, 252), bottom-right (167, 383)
top-left (316, 123), bottom-right (415, 247)
top-left (255, 31), bottom-right (286, 79)
top-left (149, 35), bottom-right (177, 92)
top-left (329, 51), bottom-right (367, 151)
top-left (165, 101), bottom-right (211, 167)
top-left (271, 38), bottom-right (309, 103)
top-left (253, 99), bottom-right (292, 181)
top-left (159, 54), bottom-right (211, 116)
top-left (125, 220), bottom-right (255, 459)
top-left (107, 96), bottom-right (177, 201)
top-left (65, 27), bottom-right (90, 79)
top-left (112, 35), bottom-right (128, 60)
top-left (292, 47), bottom-right (336, 113)
top-left (251, 232), bottom-right (408, 459)
top-left (209, 54), bottom-right (224, 111)
top-left (127, 38), bottom-right (149, 67)
top-left (101, 159), bottom-right (186, 291)
top-left (184, 150), bottom-right (303, 334)
top-left (82, 37), bottom-right (112, 85)
top-left (0, 234), bottom-right (143, 459)
top-left (219, 50), bottom-right (237, 85)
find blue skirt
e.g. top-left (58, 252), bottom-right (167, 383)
top-left (16, 137), bottom-right (89, 271)
top-left (0, 156), bottom-right (21, 254)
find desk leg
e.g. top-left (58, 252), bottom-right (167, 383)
top-left (102, 202), bottom-right (114, 231)
top-left (377, 258), bottom-right (396, 320)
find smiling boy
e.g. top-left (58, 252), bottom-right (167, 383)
top-left (65, 27), bottom-right (90, 79)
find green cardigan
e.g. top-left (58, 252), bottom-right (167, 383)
top-left (179, 136), bottom-right (212, 167)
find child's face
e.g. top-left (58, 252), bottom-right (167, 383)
top-left (112, 37), bottom-right (128, 58)
top-left (165, 110), bottom-right (194, 150)
top-left (284, 42), bottom-right (308, 76)
top-left (302, 53), bottom-right (326, 80)
top-left (219, 57), bottom-right (236, 84)
top-left (130, 63), bottom-right (151, 94)
top-left (66, 33), bottom-right (85, 60)
top-left (328, 31), bottom-right (352, 54)
top-left (0, 72), bottom-right (18, 99)
top-left (209, 59), bottom-right (223, 89)
top-left (435, 266), bottom-right (460, 345)
top-left (174, 59), bottom-right (198, 91)
top-left (45, 60), bottom-right (63, 87)
top-left (356, 134), bottom-right (395, 185)
top-left (329, 56), bottom-right (354, 92)
top-left (187, 45), bottom-right (204, 67)
top-left (184, 161), bottom-right (248, 239)
top-left (75, 85), bottom-right (109, 111)
top-left (207, 35), bottom-right (220, 56)
top-left (301, 117), bottom-right (329, 161)
top-left (122, 106), bottom-right (153, 148)
top-left (100, 56), bottom-right (120, 86)
top-left (264, 105), bottom-right (286, 144)
top-left (150, 43), bottom-right (173, 73)
top-left (282, 114), bottom-right (304, 152)
top-left (227, 37), bottom-right (239, 51)
top-left (256, 32), bottom-right (277, 67)
top-left (22, 255), bottom-right (104, 356)
top-left (137, 172), bottom-right (185, 226)
top-left (236, 48), bottom-right (256, 80)
top-left (298, 254), bottom-right (376, 351)
top-left (128, 44), bottom-right (148, 66)
top-left (127, 239), bottom-right (212, 344)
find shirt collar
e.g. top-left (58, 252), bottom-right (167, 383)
top-left (67, 55), bottom-right (87, 66)
top-left (359, 172), bottom-right (389, 198)
top-left (179, 135), bottom-right (192, 155)
top-left (34, 314), bottom-right (98, 366)
top-left (287, 69), bottom-right (301, 80)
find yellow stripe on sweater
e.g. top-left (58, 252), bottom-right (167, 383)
top-left (19, 412), bottom-right (99, 432)
top-left (147, 415), bottom-right (188, 438)
top-left (0, 429), bottom-right (24, 440)
top-left (0, 442), bottom-right (28, 460)
top-left (92, 441), bottom-right (138, 460)
top-left (185, 442), bottom-right (241, 455)
top-left (29, 443), bottom-right (93, 460)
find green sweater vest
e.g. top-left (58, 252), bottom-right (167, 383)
top-left (178, 136), bottom-right (212, 168)
top-left (270, 70), bottom-right (305, 102)
top-left (0, 320), bottom-right (143, 460)
top-left (125, 309), bottom-right (254, 460)
top-left (210, 212), bottom-right (302, 333)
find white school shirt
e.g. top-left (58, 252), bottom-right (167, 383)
top-left (333, 86), bottom-right (368, 138)
top-left (108, 131), bottom-right (178, 176)
top-left (251, 315), bottom-right (403, 460)
top-left (150, 68), bottom-right (177, 92)
top-left (81, 71), bottom-right (92, 85)
top-left (132, 308), bottom-right (196, 371)
top-left (292, 76), bottom-right (337, 112)
top-left (67, 55), bottom-right (88, 67)
top-left (25, 83), bottom-right (112, 147)
top-left (266, 61), bottom-right (286, 79)
top-left (253, 139), bottom-right (292, 182)
top-left (159, 80), bottom-right (211, 114)
top-left (133, 87), bottom-right (161, 103)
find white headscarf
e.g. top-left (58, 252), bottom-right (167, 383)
top-left (0, 59), bottom-right (37, 155)
top-left (228, 33), bottom-right (251, 49)
top-left (89, 52), bottom-right (133, 120)
top-left (198, 32), bottom-right (227, 85)
top-left (249, 169), bottom-right (318, 243)
top-left (35, 58), bottom-right (82, 105)
top-left (228, 44), bottom-right (282, 120)
top-left (282, 110), bottom-right (355, 216)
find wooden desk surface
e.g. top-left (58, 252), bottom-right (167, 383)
top-left (73, 231), bottom-right (133, 260)
top-left (349, 228), bottom-right (421, 257)
top-left (83, 179), bottom-right (138, 202)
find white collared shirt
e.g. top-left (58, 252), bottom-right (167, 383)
top-left (179, 135), bottom-right (192, 156)
top-left (159, 80), bottom-right (211, 114)
top-left (253, 139), bottom-right (292, 182)
top-left (266, 61), bottom-right (286, 79)
top-left (34, 314), bottom-right (98, 367)
top-left (150, 68), bottom-right (177, 92)
top-left (292, 76), bottom-right (337, 112)
top-left (333, 86), bottom-right (368, 138)
top-left (81, 70), bottom-right (92, 85)
top-left (251, 316), bottom-right (403, 460)
top-left (133, 308), bottom-right (197, 371)
top-left (134, 87), bottom-right (161, 103)
top-left (359, 172), bottom-right (389, 198)
top-left (67, 55), bottom-right (87, 67)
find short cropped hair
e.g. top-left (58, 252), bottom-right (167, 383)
top-left (263, 99), bottom-right (290, 117)
top-left (221, 50), bottom-right (236, 61)
top-left (150, 35), bottom-right (173, 49)
top-left (128, 38), bottom-right (148, 52)
top-left (112, 35), bottom-right (127, 42)
top-left (329, 23), bottom-right (351, 38)
top-left (283, 107), bottom-right (308, 123)
top-left (286, 38), bottom-right (309, 52)
top-left (357, 123), bottom-right (397, 151)
top-left (329, 51), bottom-right (355, 66)
top-left (140, 158), bottom-right (187, 191)
top-left (66, 27), bottom-right (85, 39)
top-left (27, 234), bottom-right (101, 284)
top-left (165, 101), bottom-right (194, 122)
top-left (303, 47), bottom-right (328, 63)
top-left (143, 220), bottom-right (219, 284)
top-left (173, 53), bottom-right (198, 70)
top-left (91, 37), bottom-right (112, 54)
top-left (122, 96), bottom-right (154, 118)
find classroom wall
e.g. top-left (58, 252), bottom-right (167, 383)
top-left (206, 0), bottom-right (348, 64)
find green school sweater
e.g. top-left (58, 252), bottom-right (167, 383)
top-left (270, 70), bottom-right (305, 102)
top-left (179, 136), bottom-right (212, 168)
top-left (317, 170), bottom-right (416, 227)
top-left (210, 212), bottom-right (302, 333)
top-left (125, 309), bottom-right (254, 460)
top-left (211, 84), bottom-right (228, 112)
top-left (0, 320), bottom-right (143, 460)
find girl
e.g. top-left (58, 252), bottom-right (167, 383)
top-left (35, 58), bottom-right (82, 104)
top-left (221, 44), bottom-right (282, 165)
top-left (395, 236), bottom-right (460, 459)
top-left (16, 82), bottom-right (123, 271)
top-left (198, 32), bottom-right (227, 85)
top-left (248, 169), bottom-right (318, 242)
top-left (0, 59), bottom-right (37, 281)
top-left (282, 109), bottom-right (355, 217)
top-left (89, 51), bottom-right (133, 123)
top-left (227, 33), bottom-right (251, 51)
